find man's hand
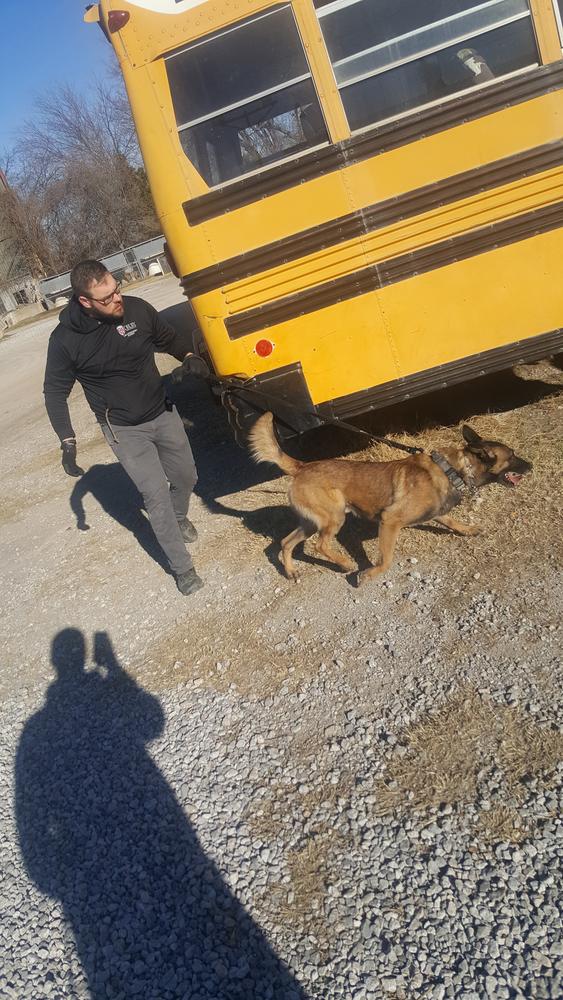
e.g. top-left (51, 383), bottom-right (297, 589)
top-left (61, 439), bottom-right (84, 477)
top-left (171, 352), bottom-right (210, 383)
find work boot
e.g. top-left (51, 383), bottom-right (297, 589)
top-left (178, 517), bottom-right (198, 543)
top-left (176, 568), bottom-right (204, 596)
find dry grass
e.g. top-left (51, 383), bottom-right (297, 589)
top-left (138, 583), bottom-right (330, 698)
top-left (248, 764), bottom-right (355, 839)
top-left (374, 687), bottom-right (563, 842)
top-left (259, 832), bottom-right (338, 955)
top-left (274, 829), bottom-right (349, 954)
top-left (138, 624), bottom-right (318, 697)
top-left (0, 434), bottom-right (107, 527)
top-left (374, 689), bottom-right (498, 814)
top-left (247, 770), bottom-right (353, 949)
top-left (20, 432), bottom-right (106, 476)
top-left (0, 482), bottom-right (66, 527)
top-left (498, 706), bottom-right (563, 783)
top-left (477, 806), bottom-right (530, 845)
top-left (0, 494), bottom-right (30, 528)
top-left (285, 838), bottom-right (330, 913)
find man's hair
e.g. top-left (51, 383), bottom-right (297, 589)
top-left (70, 260), bottom-right (109, 298)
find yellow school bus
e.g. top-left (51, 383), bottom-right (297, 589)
top-left (86, 0), bottom-right (563, 437)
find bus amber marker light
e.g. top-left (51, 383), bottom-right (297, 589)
top-left (255, 339), bottom-right (274, 358)
top-left (107, 10), bottom-right (130, 32)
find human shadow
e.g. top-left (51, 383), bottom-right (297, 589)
top-left (15, 629), bottom-right (306, 1000)
top-left (69, 464), bottom-right (170, 573)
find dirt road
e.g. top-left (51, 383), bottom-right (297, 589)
top-left (1, 276), bottom-right (562, 998)
top-left (1, 275), bottom-right (561, 703)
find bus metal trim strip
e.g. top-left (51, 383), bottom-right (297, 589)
top-left (183, 140), bottom-right (563, 297)
top-left (183, 62), bottom-right (563, 225)
top-left (315, 328), bottom-right (563, 418)
top-left (223, 200), bottom-right (563, 338)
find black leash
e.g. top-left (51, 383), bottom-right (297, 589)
top-left (182, 363), bottom-right (472, 493)
top-left (212, 373), bottom-right (475, 496)
top-left (206, 372), bottom-right (424, 456)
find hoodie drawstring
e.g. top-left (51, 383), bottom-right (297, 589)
top-left (105, 409), bottom-right (120, 444)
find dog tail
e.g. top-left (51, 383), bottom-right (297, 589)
top-left (248, 412), bottom-right (303, 476)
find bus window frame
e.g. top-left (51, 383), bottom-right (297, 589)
top-left (313, 0), bottom-right (541, 134)
top-left (553, 0), bottom-right (563, 45)
top-left (320, 0), bottom-right (533, 89)
top-left (164, 3), bottom-right (332, 187)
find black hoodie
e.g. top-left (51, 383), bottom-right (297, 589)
top-left (43, 295), bottom-right (191, 441)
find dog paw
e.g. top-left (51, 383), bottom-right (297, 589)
top-left (285, 569), bottom-right (300, 583)
top-left (466, 524), bottom-right (483, 537)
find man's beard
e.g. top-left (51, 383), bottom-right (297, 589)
top-left (93, 305), bottom-right (124, 322)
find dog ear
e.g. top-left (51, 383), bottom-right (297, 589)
top-left (462, 425), bottom-right (482, 448)
top-left (462, 425), bottom-right (496, 466)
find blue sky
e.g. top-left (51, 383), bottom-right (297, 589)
top-left (0, 0), bottom-right (114, 157)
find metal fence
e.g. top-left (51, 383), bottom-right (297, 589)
top-left (38, 236), bottom-right (171, 306)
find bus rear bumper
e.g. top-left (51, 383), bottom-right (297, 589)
top-left (219, 362), bottom-right (323, 442)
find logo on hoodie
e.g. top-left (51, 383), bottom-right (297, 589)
top-left (116, 322), bottom-right (138, 338)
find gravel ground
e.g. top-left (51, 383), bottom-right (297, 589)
top-left (1, 276), bottom-right (562, 999)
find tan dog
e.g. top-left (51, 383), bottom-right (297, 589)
top-left (249, 413), bottom-right (531, 583)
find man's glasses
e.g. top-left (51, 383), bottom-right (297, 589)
top-left (86, 281), bottom-right (122, 307)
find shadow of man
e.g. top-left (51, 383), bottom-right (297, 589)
top-left (16, 629), bottom-right (306, 1000)
top-left (69, 465), bottom-right (170, 573)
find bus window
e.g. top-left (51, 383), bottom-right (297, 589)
top-left (314, 0), bottom-right (539, 131)
top-left (165, 6), bottom-right (328, 187)
top-left (555, 1), bottom-right (563, 45)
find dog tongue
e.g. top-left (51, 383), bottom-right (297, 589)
top-left (505, 472), bottom-right (523, 486)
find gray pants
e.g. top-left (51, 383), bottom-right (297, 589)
top-left (102, 407), bottom-right (197, 575)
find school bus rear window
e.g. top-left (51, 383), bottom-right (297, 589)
top-left (314, 0), bottom-right (539, 130)
top-left (165, 6), bottom-right (329, 187)
top-left (555, 0), bottom-right (563, 45)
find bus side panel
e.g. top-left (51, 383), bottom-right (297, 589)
top-left (188, 285), bottom-right (402, 395)
top-left (347, 92), bottom-right (563, 216)
top-left (375, 229), bottom-right (563, 384)
top-left (208, 225), bottom-right (563, 408)
top-left (173, 91), bottom-right (563, 268)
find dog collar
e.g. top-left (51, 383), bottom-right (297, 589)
top-left (430, 451), bottom-right (468, 494)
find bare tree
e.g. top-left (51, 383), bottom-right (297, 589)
top-left (4, 77), bottom-right (159, 275)
top-left (1, 184), bottom-right (55, 277)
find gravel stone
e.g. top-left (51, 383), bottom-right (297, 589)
top-left (0, 286), bottom-right (562, 998)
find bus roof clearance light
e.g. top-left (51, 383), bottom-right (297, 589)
top-left (107, 10), bottom-right (130, 33)
top-left (255, 339), bottom-right (274, 358)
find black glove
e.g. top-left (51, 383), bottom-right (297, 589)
top-left (171, 353), bottom-right (211, 383)
top-left (61, 439), bottom-right (84, 477)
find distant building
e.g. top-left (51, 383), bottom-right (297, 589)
top-left (39, 236), bottom-right (171, 307)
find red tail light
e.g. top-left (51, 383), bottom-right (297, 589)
top-left (255, 339), bottom-right (274, 358)
top-left (107, 10), bottom-right (130, 32)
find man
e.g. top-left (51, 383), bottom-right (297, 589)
top-left (43, 259), bottom-right (206, 596)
